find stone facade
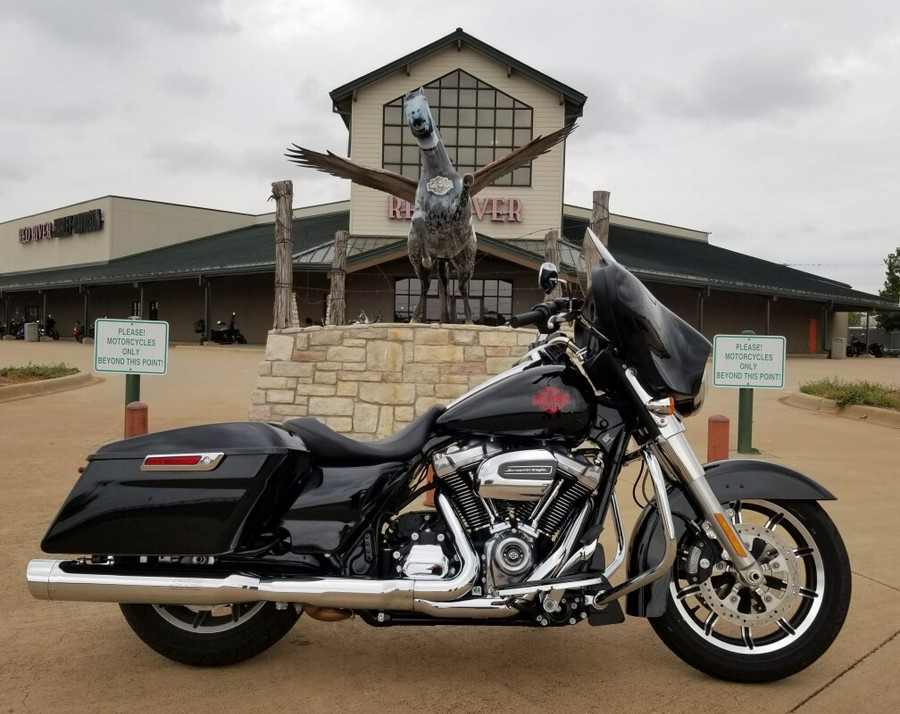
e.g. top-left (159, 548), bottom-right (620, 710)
top-left (250, 324), bottom-right (536, 438)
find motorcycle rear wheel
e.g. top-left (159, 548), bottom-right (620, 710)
top-left (649, 499), bottom-right (851, 682)
top-left (120, 601), bottom-right (301, 667)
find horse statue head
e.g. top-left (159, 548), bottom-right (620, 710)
top-left (404, 88), bottom-right (441, 150)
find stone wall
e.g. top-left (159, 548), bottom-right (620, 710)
top-left (250, 323), bottom-right (536, 439)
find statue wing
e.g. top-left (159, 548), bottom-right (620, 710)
top-left (468, 124), bottom-right (576, 196)
top-left (285, 145), bottom-right (418, 204)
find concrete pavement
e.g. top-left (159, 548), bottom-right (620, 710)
top-left (1, 337), bottom-right (897, 713)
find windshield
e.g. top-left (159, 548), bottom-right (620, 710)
top-left (577, 228), bottom-right (616, 297)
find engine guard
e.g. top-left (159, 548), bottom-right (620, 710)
top-left (625, 459), bottom-right (835, 618)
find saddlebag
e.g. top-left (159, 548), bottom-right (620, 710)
top-left (41, 422), bottom-right (311, 556)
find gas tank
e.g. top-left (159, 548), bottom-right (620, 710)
top-left (437, 361), bottom-right (595, 442)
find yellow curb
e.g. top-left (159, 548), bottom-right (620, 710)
top-left (782, 391), bottom-right (900, 429)
top-left (0, 372), bottom-right (100, 403)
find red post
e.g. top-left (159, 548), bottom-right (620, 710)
top-left (125, 401), bottom-right (149, 438)
top-left (707, 414), bottom-right (730, 462)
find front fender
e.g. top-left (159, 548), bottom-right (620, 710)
top-left (624, 460), bottom-right (834, 618)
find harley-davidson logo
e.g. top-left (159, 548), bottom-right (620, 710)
top-left (426, 175), bottom-right (453, 196)
top-left (532, 386), bottom-right (571, 415)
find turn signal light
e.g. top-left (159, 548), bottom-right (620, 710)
top-left (714, 513), bottom-right (748, 558)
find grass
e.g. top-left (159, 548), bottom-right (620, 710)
top-left (800, 377), bottom-right (900, 411)
top-left (0, 362), bottom-right (80, 385)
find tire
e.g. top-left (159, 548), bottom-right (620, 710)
top-left (649, 499), bottom-right (851, 682)
top-left (120, 601), bottom-right (301, 667)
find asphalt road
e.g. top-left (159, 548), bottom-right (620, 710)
top-left (1, 338), bottom-right (897, 713)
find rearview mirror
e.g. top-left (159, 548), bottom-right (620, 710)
top-left (538, 263), bottom-right (559, 294)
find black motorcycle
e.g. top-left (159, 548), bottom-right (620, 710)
top-left (209, 313), bottom-right (247, 344)
top-left (846, 336), bottom-right (867, 357)
top-left (868, 342), bottom-right (884, 358)
top-left (42, 316), bottom-right (60, 341)
top-left (27, 231), bottom-right (850, 682)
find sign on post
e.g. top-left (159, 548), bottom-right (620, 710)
top-left (713, 335), bottom-right (786, 389)
top-left (93, 319), bottom-right (169, 375)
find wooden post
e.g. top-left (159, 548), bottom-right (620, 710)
top-left (272, 180), bottom-right (295, 329)
top-left (329, 230), bottom-right (349, 326)
top-left (590, 190), bottom-right (610, 247)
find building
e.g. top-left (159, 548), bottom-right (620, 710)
top-left (1, 28), bottom-right (894, 349)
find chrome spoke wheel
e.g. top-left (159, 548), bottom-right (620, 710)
top-left (650, 499), bottom-right (851, 682)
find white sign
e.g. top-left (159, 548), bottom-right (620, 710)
top-left (713, 334), bottom-right (785, 389)
top-left (94, 319), bottom-right (169, 375)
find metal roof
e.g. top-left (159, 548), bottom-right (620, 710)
top-left (1, 207), bottom-right (892, 312)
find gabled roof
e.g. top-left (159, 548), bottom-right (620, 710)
top-left (2, 206), bottom-right (892, 313)
top-left (330, 28), bottom-right (587, 127)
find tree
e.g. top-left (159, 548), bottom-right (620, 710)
top-left (874, 247), bottom-right (900, 332)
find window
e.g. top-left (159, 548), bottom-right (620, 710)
top-left (383, 70), bottom-right (534, 186)
top-left (394, 278), bottom-right (512, 324)
top-left (131, 301), bottom-right (141, 319)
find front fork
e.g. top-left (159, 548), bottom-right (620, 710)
top-left (623, 370), bottom-right (766, 589)
top-left (650, 423), bottom-right (765, 588)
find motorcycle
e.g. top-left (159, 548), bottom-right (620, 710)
top-left (846, 336), bottom-right (867, 357)
top-left (42, 316), bottom-right (60, 341)
top-left (210, 312), bottom-right (247, 344)
top-left (26, 230), bottom-right (850, 682)
top-left (73, 322), bottom-right (94, 343)
top-left (868, 342), bottom-right (884, 358)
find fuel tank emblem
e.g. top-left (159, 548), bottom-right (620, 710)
top-left (532, 386), bottom-right (571, 414)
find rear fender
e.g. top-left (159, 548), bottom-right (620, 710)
top-left (625, 460), bottom-right (835, 618)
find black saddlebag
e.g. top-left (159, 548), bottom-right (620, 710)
top-left (41, 422), bottom-right (311, 556)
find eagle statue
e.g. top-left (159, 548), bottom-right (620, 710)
top-left (286, 88), bottom-right (574, 323)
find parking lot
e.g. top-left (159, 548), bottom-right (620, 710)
top-left (1, 338), bottom-right (897, 713)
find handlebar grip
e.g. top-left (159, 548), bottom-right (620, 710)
top-left (508, 308), bottom-right (548, 329)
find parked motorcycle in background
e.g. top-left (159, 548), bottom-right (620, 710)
top-left (27, 230), bottom-right (851, 682)
top-left (42, 315), bottom-right (60, 341)
top-left (209, 313), bottom-right (247, 344)
top-left (845, 336), bottom-right (867, 357)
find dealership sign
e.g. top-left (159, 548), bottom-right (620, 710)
top-left (388, 196), bottom-right (524, 222)
top-left (18, 208), bottom-right (104, 244)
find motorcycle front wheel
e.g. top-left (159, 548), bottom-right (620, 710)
top-left (120, 601), bottom-right (301, 667)
top-left (649, 499), bottom-right (851, 682)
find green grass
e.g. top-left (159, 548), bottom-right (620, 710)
top-left (0, 362), bottom-right (80, 384)
top-left (800, 377), bottom-right (900, 411)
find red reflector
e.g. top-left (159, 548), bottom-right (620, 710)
top-left (143, 455), bottom-right (204, 467)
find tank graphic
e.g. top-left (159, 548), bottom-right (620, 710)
top-left (437, 362), bottom-right (595, 442)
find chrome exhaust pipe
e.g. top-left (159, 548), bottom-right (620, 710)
top-left (28, 495), bottom-right (481, 613)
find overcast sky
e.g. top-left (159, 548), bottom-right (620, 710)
top-left (2, 0), bottom-right (898, 295)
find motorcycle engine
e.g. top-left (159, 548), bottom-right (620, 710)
top-left (431, 441), bottom-right (602, 593)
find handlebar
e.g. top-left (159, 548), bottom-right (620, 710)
top-left (509, 298), bottom-right (582, 332)
top-left (508, 306), bottom-right (551, 329)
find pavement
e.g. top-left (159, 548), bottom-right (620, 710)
top-left (0, 338), bottom-right (898, 713)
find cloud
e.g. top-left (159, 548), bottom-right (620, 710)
top-left (4, 0), bottom-right (236, 50)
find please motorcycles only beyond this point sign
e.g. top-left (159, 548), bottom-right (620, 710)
top-left (713, 335), bottom-right (785, 389)
top-left (93, 319), bottom-right (169, 375)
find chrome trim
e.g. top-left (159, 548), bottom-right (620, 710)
top-left (413, 597), bottom-right (517, 618)
top-left (141, 452), bottom-right (225, 472)
top-left (27, 494), bottom-right (480, 614)
top-left (603, 493), bottom-right (626, 579)
top-left (496, 452), bottom-right (677, 605)
top-left (592, 451), bottom-right (676, 607)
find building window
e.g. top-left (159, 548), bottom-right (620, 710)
top-left (394, 278), bottom-right (512, 324)
top-left (131, 301), bottom-right (141, 318)
top-left (383, 70), bottom-right (534, 186)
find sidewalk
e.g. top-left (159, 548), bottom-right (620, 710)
top-left (1, 338), bottom-right (897, 713)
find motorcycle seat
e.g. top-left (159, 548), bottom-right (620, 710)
top-left (282, 404), bottom-right (446, 466)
